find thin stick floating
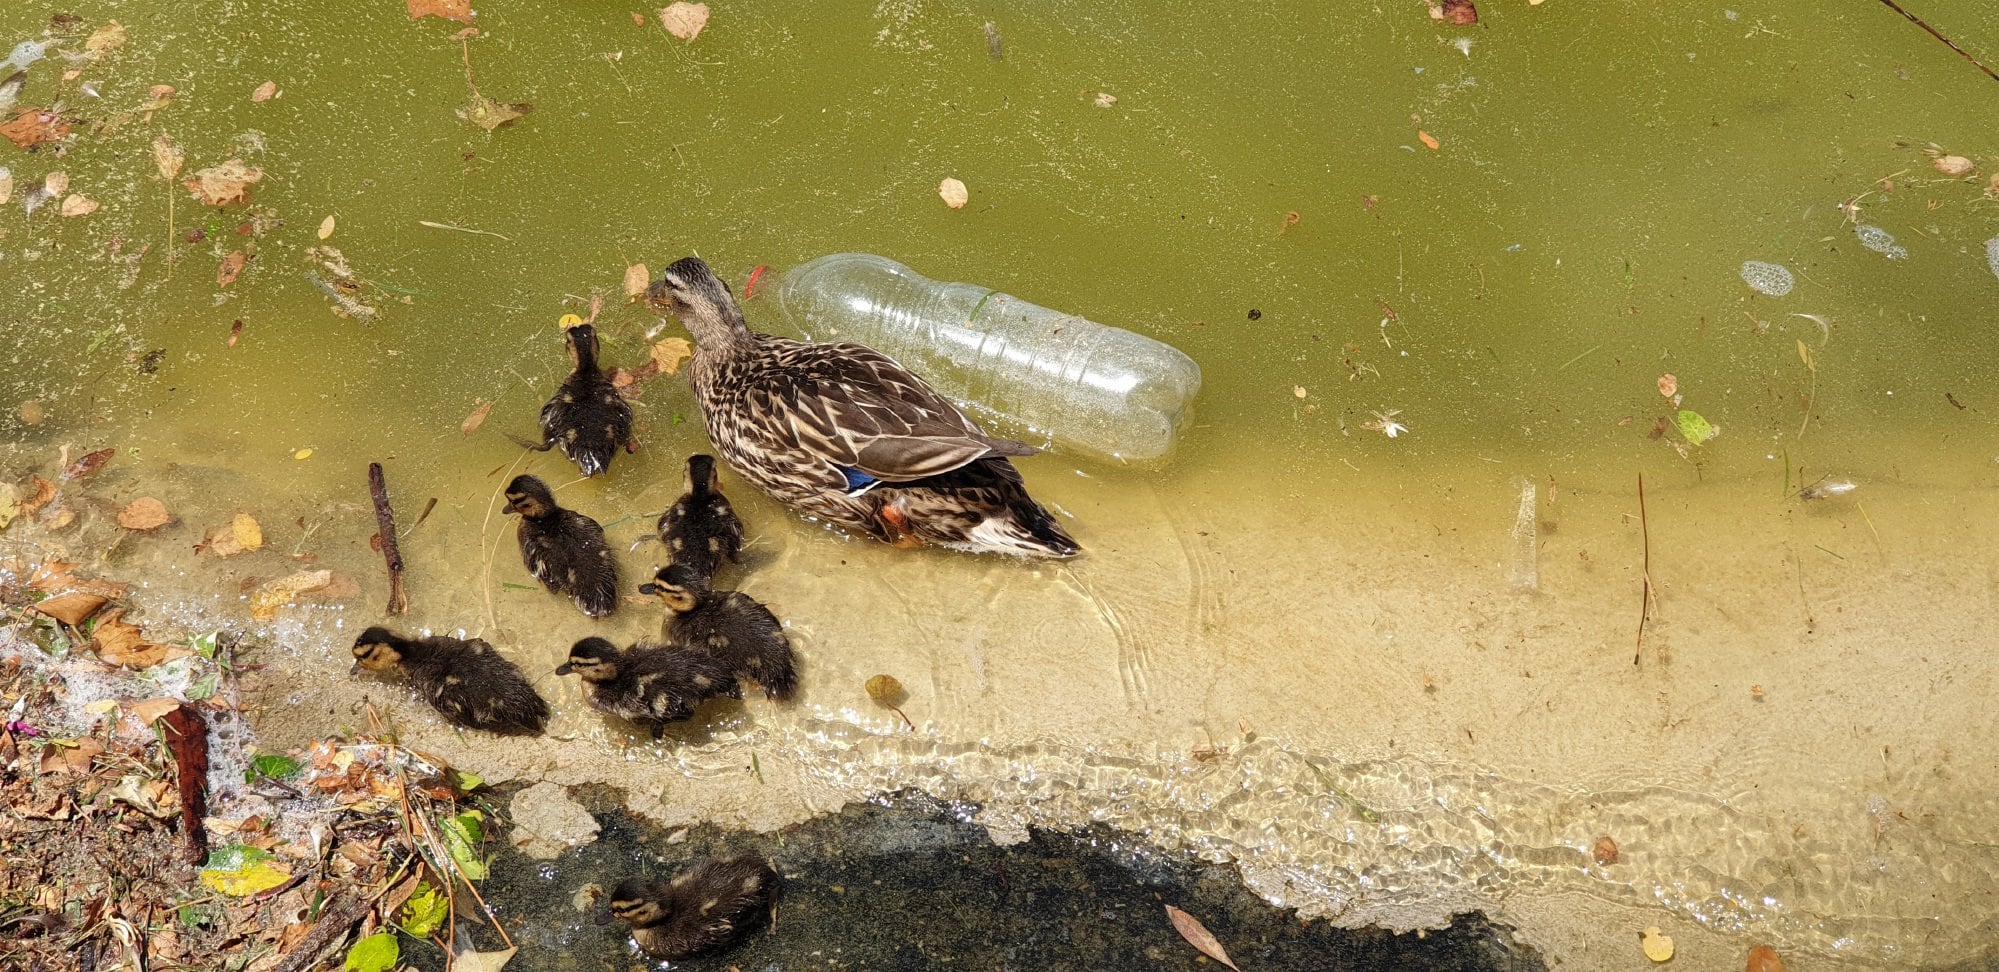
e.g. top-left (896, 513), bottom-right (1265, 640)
top-left (369, 462), bottom-right (410, 615)
top-left (417, 219), bottom-right (513, 241)
top-left (1633, 473), bottom-right (1653, 666)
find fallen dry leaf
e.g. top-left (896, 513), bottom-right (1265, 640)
top-left (0, 167), bottom-right (11, 204)
top-left (20, 475), bottom-right (56, 513)
top-left (939, 176), bottom-right (969, 209)
top-left (43, 171), bottom-right (68, 197)
top-left (1418, 129), bottom-right (1440, 151)
top-left (94, 609), bottom-right (192, 669)
top-left (458, 93), bottom-right (531, 131)
top-left (29, 560), bottom-right (126, 599)
top-left (1745, 944), bottom-right (1786, 972)
top-left (1592, 834), bottom-right (1619, 865)
top-left (19, 400), bottom-right (43, 425)
top-left (229, 318), bottom-right (244, 347)
top-left (650, 337), bottom-right (694, 374)
top-left (407, 0), bottom-right (475, 24)
top-left (126, 697), bottom-right (183, 726)
top-left (317, 214), bottom-right (336, 239)
top-left (152, 134), bottom-right (185, 180)
top-left (1640, 926), bottom-right (1674, 963)
top-left (250, 569), bottom-right (333, 621)
top-left (451, 946), bottom-right (516, 972)
top-left (84, 21), bottom-right (128, 58)
top-left (250, 80), bottom-right (278, 103)
top-left (1656, 373), bottom-right (1676, 398)
top-left (659, 3), bottom-right (711, 41)
top-left (118, 497), bottom-right (172, 530)
top-left (29, 592), bottom-right (110, 626)
top-left (42, 737), bottom-right (106, 776)
top-left (1165, 906), bottom-right (1240, 971)
top-left (141, 84), bottom-right (177, 114)
top-left (623, 262), bottom-right (649, 299)
top-left (460, 399), bottom-right (495, 436)
top-left (1, 108), bottom-right (72, 149)
top-left (62, 447), bottom-right (115, 482)
top-left (1440, 0), bottom-right (1478, 25)
top-left (217, 249), bottom-right (249, 288)
top-left (183, 158), bottom-right (264, 206)
top-left (232, 512), bottom-right (264, 551)
top-left (59, 194), bottom-right (98, 217)
top-left (1934, 155), bottom-right (1973, 178)
top-left (1093, 91), bottom-right (1117, 108)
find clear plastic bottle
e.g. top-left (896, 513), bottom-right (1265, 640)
top-left (776, 253), bottom-right (1201, 464)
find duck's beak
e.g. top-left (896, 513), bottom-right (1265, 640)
top-left (636, 582), bottom-right (661, 596)
top-left (593, 908), bottom-right (616, 926)
top-left (348, 659), bottom-right (362, 675)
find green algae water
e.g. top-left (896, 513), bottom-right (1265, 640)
top-left (4, 3), bottom-right (1998, 968)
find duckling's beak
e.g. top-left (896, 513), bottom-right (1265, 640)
top-left (554, 662), bottom-right (574, 676)
top-left (594, 908), bottom-right (615, 926)
top-left (348, 660), bottom-right (362, 675)
top-left (501, 497), bottom-right (522, 514)
top-left (636, 582), bottom-right (661, 596)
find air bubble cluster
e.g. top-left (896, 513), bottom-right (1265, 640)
top-left (1739, 260), bottom-right (1794, 297)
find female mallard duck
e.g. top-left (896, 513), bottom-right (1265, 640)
top-left (349, 627), bottom-right (549, 735)
top-left (646, 256), bottom-right (1078, 558)
top-left (532, 323), bottom-right (634, 477)
top-left (503, 474), bottom-right (619, 618)
top-left (603, 855), bottom-right (779, 961)
top-left (639, 564), bottom-right (796, 701)
top-left (657, 454), bottom-right (744, 585)
top-left (555, 636), bottom-right (739, 738)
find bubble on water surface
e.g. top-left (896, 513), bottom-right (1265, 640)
top-left (1739, 260), bottom-right (1794, 296)
top-left (1855, 224), bottom-right (1908, 260)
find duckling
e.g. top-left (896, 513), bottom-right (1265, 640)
top-left (349, 626), bottom-right (549, 735)
top-left (554, 636), bottom-right (739, 739)
top-left (531, 323), bottom-right (635, 477)
top-left (656, 454), bottom-right (745, 585)
top-left (603, 855), bottom-right (780, 961)
top-left (503, 474), bottom-right (619, 618)
top-left (639, 564), bottom-right (796, 701)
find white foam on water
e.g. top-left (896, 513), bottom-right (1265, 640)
top-left (1740, 260), bottom-right (1795, 296)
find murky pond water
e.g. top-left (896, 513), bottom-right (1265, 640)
top-left (5, 2), bottom-right (1999, 968)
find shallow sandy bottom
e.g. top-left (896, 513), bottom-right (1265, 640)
top-left (13, 426), bottom-right (1993, 971)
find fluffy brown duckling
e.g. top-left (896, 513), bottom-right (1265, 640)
top-left (349, 626), bottom-right (549, 735)
top-left (639, 564), bottom-right (796, 701)
top-left (656, 454), bottom-right (744, 585)
top-left (603, 855), bottom-right (780, 961)
top-left (554, 636), bottom-right (739, 739)
top-left (504, 474), bottom-right (619, 618)
top-left (533, 323), bottom-right (635, 477)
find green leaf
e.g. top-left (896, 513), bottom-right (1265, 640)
top-left (344, 932), bottom-right (399, 972)
top-left (199, 844), bottom-right (292, 897)
top-left (1675, 409), bottom-right (1717, 445)
top-left (189, 630), bottom-right (221, 659)
top-left (453, 769), bottom-right (484, 793)
top-left (397, 881), bottom-right (449, 937)
top-left (245, 753), bottom-right (301, 783)
top-left (187, 671), bottom-right (221, 702)
top-left (441, 810), bottom-right (489, 881)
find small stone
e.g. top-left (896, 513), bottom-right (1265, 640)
top-left (507, 782), bottom-right (600, 860)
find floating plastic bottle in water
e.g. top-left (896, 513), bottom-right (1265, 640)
top-left (1739, 260), bottom-right (1794, 297)
top-left (777, 253), bottom-right (1202, 464)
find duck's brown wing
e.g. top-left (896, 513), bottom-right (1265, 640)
top-left (760, 338), bottom-right (1035, 483)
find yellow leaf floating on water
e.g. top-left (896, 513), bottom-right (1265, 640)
top-left (461, 399), bottom-right (495, 436)
top-left (183, 158), bottom-right (263, 207)
top-left (250, 80), bottom-right (278, 103)
top-left (317, 214), bottom-right (336, 239)
top-left (649, 337), bottom-right (693, 375)
top-left (623, 262), bottom-right (650, 299)
top-left (232, 513), bottom-right (264, 552)
top-left (250, 569), bottom-right (333, 621)
top-left (199, 845), bottom-right (292, 897)
top-left (938, 176), bottom-right (969, 209)
top-left (294, 448), bottom-right (313, 460)
top-left (659, 2), bottom-right (710, 41)
top-left (1640, 926), bottom-right (1674, 963)
top-left (1164, 905), bottom-right (1240, 972)
top-left (84, 21), bottom-right (128, 59)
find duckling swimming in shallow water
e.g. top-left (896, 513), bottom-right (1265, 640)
top-left (639, 564), bottom-right (796, 701)
top-left (349, 626), bottom-right (549, 735)
top-left (533, 323), bottom-right (635, 477)
top-left (555, 636), bottom-right (739, 738)
top-left (504, 474), bottom-right (620, 618)
top-left (604, 855), bottom-right (780, 961)
top-left (656, 454), bottom-right (744, 586)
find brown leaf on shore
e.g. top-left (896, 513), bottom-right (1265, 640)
top-left (659, 2), bottom-right (711, 41)
top-left (152, 134), bottom-right (185, 180)
top-left (62, 447), bottom-right (115, 482)
top-left (126, 697), bottom-right (183, 726)
top-left (460, 399), bottom-right (495, 436)
top-left (1164, 905), bottom-right (1240, 972)
top-left (117, 497), bottom-right (172, 530)
top-left (649, 337), bottom-right (693, 375)
top-left (1, 108), bottom-right (72, 149)
top-left (41, 737), bottom-right (105, 776)
top-left (250, 80), bottom-right (278, 103)
top-left (183, 159), bottom-right (264, 206)
top-left (217, 249), bottom-right (249, 287)
top-left (93, 609), bottom-right (192, 669)
top-left (458, 93), bottom-right (531, 131)
top-left (623, 262), bottom-right (650, 299)
top-left (29, 592), bottom-right (110, 625)
top-left (407, 0), bottom-right (475, 24)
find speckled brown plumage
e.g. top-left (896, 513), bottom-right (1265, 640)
top-left (606, 855), bottom-right (779, 961)
top-left (555, 636), bottom-right (739, 738)
top-left (504, 474), bottom-right (619, 618)
top-left (349, 626), bottom-right (548, 735)
top-left (538, 323), bottom-right (635, 477)
top-left (656, 453), bottom-right (744, 585)
top-left (640, 564), bottom-right (796, 701)
top-left (647, 255), bottom-right (1078, 558)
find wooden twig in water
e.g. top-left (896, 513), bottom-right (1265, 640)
top-left (159, 702), bottom-right (210, 865)
top-left (369, 462), bottom-right (409, 616)
top-left (417, 220), bottom-right (512, 242)
top-left (1875, 0), bottom-right (1999, 83)
top-left (1634, 473), bottom-right (1654, 666)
